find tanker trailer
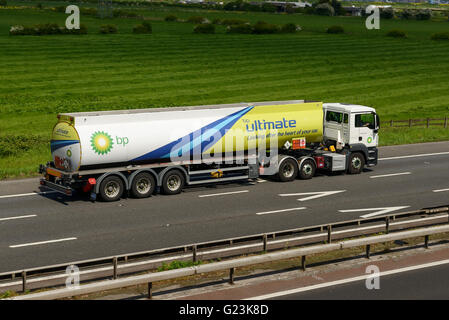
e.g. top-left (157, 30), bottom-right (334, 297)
top-left (39, 100), bottom-right (379, 201)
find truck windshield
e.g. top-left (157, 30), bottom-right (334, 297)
top-left (355, 113), bottom-right (375, 130)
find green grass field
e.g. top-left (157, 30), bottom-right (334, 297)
top-left (0, 2), bottom-right (448, 178)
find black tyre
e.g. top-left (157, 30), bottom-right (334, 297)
top-left (130, 172), bottom-right (155, 198)
top-left (99, 175), bottom-right (124, 202)
top-left (277, 158), bottom-right (298, 182)
top-left (161, 169), bottom-right (185, 195)
top-left (298, 159), bottom-right (316, 180)
top-left (348, 152), bottom-right (365, 174)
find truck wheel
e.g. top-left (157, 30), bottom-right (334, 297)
top-left (99, 175), bottom-right (124, 202)
top-left (161, 170), bottom-right (185, 195)
top-left (348, 152), bottom-right (365, 174)
top-left (298, 159), bottom-right (316, 180)
top-left (277, 158), bottom-right (298, 182)
top-left (131, 172), bottom-right (155, 198)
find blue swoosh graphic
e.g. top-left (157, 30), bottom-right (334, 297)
top-left (50, 140), bottom-right (79, 153)
top-left (132, 106), bottom-right (253, 161)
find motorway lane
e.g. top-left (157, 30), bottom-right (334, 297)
top-left (270, 261), bottom-right (449, 300)
top-left (0, 142), bottom-right (448, 272)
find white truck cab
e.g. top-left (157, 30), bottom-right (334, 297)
top-left (322, 103), bottom-right (380, 168)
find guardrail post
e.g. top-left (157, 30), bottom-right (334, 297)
top-left (301, 256), bottom-right (306, 271)
top-left (427, 118), bottom-right (430, 128)
top-left (192, 245), bottom-right (197, 263)
top-left (22, 271), bottom-right (26, 292)
top-left (390, 120), bottom-right (393, 127)
top-left (263, 234), bottom-right (268, 252)
top-left (366, 245), bottom-right (371, 259)
top-left (425, 235), bottom-right (429, 249)
top-left (113, 257), bottom-right (118, 279)
top-left (444, 116), bottom-right (448, 129)
top-left (148, 282), bottom-right (153, 299)
top-left (229, 268), bottom-right (235, 284)
top-left (385, 217), bottom-right (390, 234)
top-left (327, 225), bottom-right (332, 244)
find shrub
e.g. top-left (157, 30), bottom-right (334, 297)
top-left (34, 23), bottom-right (61, 35)
top-left (326, 25), bottom-right (344, 34)
top-left (380, 7), bottom-right (394, 19)
top-left (63, 24), bottom-right (88, 35)
top-left (399, 9), bottom-right (415, 20)
top-left (386, 29), bottom-right (407, 38)
top-left (212, 18), bottom-right (222, 25)
top-left (315, 3), bottom-right (335, 16)
top-left (193, 23), bottom-right (215, 34)
top-left (221, 18), bottom-right (248, 26)
top-left (187, 16), bottom-right (206, 24)
top-left (252, 21), bottom-right (280, 34)
top-left (331, 0), bottom-right (346, 16)
top-left (133, 21), bottom-right (152, 34)
top-left (0, 0), bottom-right (6, 6)
top-left (9, 25), bottom-right (25, 36)
top-left (431, 32), bottom-right (449, 41)
top-left (226, 23), bottom-right (252, 34)
top-left (165, 14), bottom-right (177, 22)
top-left (416, 9), bottom-right (432, 20)
top-left (10, 23), bottom-right (87, 35)
top-left (100, 24), bottom-right (118, 34)
top-left (36, 3), bottom-right (43, 9)
top-left (280, 23), bottom-right (297, 34)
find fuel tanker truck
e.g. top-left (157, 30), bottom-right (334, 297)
top-left (39, 100), bottom-right (380, 201)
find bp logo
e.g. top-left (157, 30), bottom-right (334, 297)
top-left (367, 137), bottom-right (373, 143)
top-left (90, 131), bottom-right (114, 155)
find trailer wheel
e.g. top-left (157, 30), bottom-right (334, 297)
top-left (131, 172), bottom-right (156, 198)
top-left (161, 170), bottom-right (185, 195)
top-left (348, 152), bottom-right (365, 174)
top-left (298, 159), bottom-right (316, 180)
top-left (277, 158), bottom-right (298, 182)
top-left (99, 175), bottom-right (124, 202)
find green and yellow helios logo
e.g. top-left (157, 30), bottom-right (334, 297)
top-left (90, 131), bottom-right (114, 155)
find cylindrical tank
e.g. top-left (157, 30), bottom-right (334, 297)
top-left (50, 101), bottom-right (324, 172)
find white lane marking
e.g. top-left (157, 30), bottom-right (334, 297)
top-left (279, 190), bottom-right (346, 202)
top-left (433, 188), bottom-right (449, 193)
top-left (0, 191), bottom-right (57, 199)
top-left (246, 258), bottom-right (449, 300)
top-left (379, 151), bottom-right (449, 161)
top-left (369, 172), bottom-right (411, 179)
top-left (9, 237), bottom-right (77, 248)
top-left (198, 190), bottom-right (249, 198)
top-left (338, 206), bottom-right (410, 219)
top-left (0, 214), bottom-right (37, 222)
top-left (257, 179), bottom-right (267, 183)
top-left (256, 207), bottom-right (307, 216)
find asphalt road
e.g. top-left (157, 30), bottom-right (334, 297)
top-left (0, 141), bottom-right (448, 273)
top-left (271, 261), bottom-right (449, 300)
